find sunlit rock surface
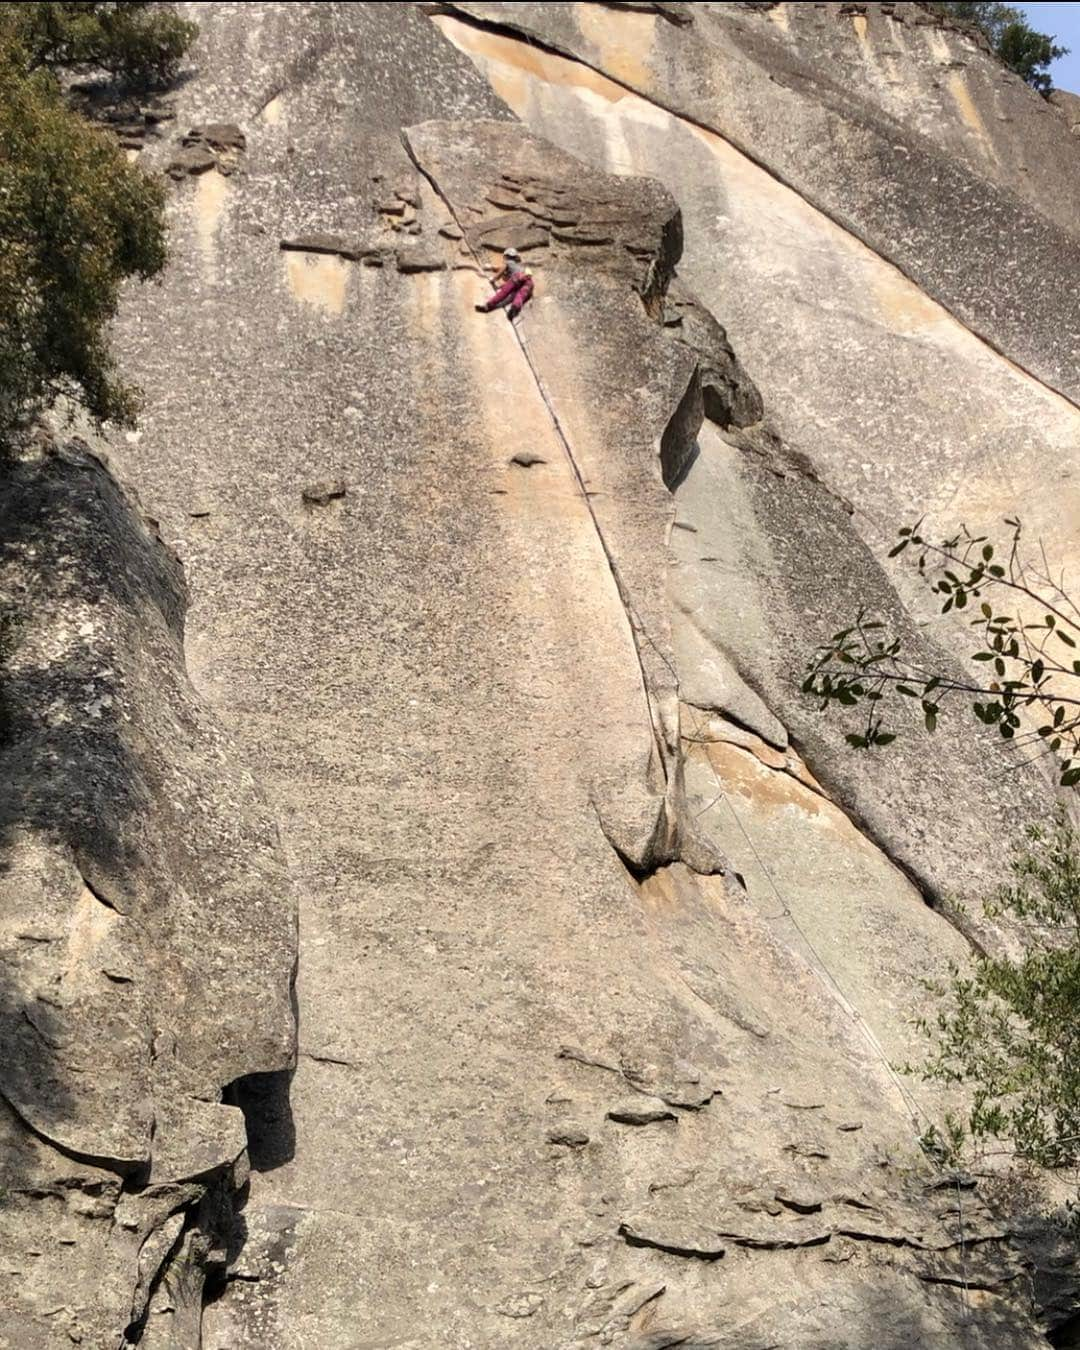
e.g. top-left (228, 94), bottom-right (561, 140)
top-left (4, 3), bottom-right (1078, 1345)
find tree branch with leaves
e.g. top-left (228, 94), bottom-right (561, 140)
top-left (917, 812), bottom-right (1080, 1177)
top-left (804, 518), bottom-right (1080, 787)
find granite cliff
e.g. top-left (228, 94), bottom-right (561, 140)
top-left (3, 3), bottom-right (1080, 1346)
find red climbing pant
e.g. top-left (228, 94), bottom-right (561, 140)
top-left (483, 272), bottom-right (534, 315)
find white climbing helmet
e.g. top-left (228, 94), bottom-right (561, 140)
top-left (504, 247), bottom-right (520, 259)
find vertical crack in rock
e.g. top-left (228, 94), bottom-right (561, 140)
top-left (403, 129), bottom-right (674, 788)
top-left (424, 14), bottom-right (1062, 954)
top-left (65, 3), bottom-right (1073, 1339)
top-left (404, 124), bottom-right (744, 887)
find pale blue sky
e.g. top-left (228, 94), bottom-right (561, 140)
top-left (1020, 2), bottom-right (1080, 92)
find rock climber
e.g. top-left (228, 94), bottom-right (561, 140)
top-left (474, 247), bottom-right (534, 320)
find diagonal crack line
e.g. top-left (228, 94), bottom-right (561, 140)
top-left (433, 3), bottom-right (1080, 420)
top-left (401, 127), bottom-right (671, 781)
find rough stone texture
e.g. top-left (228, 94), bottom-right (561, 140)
top-left (435, 2), bottom-right (1068, 919)
top-left (442, 0), bottom-right (1080, 404)
top-left (10, 1), bottom-right (1079, 1344)
top-left (1050, 87), bottom-right (1080, 136)
top-left (0, 440), bottom-right (296, 1345)
top-left (434, 10), bottom-right (1080, 589)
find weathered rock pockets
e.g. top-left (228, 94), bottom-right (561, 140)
top-left (440, 0), bottom-right (1080, 407)
top-left (0, 438), bottom-right (297, 1345)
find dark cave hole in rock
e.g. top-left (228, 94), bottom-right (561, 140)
top-left (226, 1068), bottom-right (297, 1172)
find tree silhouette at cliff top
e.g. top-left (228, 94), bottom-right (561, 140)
top-left (930, 2), bottom-right (1069, 94)
top-left (0, 4), bottom-right (196, 444)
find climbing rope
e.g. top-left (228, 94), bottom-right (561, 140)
top-left (428, 146), bottom-right (935, 1142)
top-left (404, 126), bottom-right (973, 1329)
top-left (689, 713), bottom-right (977, 1320)
top-left (683, 705), bottom-right (930, 1138)
top-left (405, 135), bottom-right (673, 778)
top-left (401, 29), bottom-right (981, 1308)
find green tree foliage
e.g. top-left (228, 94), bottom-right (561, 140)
top-left (804, 518), bottom-right (1080, 787)
top-left (931, 2), bottom-right (1068, 93)
top-left (0, 5), bottom-right (195, 441)
top-left (805, 527), bottom-right (1080, 1183)
top-left (997, 20), bottom-right (1069, 96)
top-left (918, 813), bottom-right (1080, 1174)
top-left (7, 2), bottom-right (196, 86)
top-left (934, 1), bottom-right (1027, 49)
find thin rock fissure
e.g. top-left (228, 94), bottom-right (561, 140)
top-left (402, 128), bottom-right (675, 783)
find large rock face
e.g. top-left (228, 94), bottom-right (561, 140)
top-left (4, 2), bottom-right (1079, 1345)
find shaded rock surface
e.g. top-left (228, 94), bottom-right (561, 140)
top-left (0, 439), bottom-right (296, 1346)
top-left (6, 1), bottom-right (1079, 1346)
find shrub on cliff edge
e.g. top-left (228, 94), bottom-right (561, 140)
top-left (930, 2), bottom-right (1068, 94)
top-left (804, 518), bottom-right (1080, 1192)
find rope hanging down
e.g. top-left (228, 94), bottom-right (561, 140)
top-left (404, 133), bottom-right (672, 778)
top-left (684, 706), bottom-right (930, 1137)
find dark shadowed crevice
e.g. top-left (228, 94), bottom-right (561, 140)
top-left (658, 371), bottom-right (702, 492)
top-left (226, 1069), bottom-right (297, 1173)
top-left (1050, 1313), bottom-right (1080, 1348)
top-left (122, 1207), bottom-right (191, 1345)
top-left (618, 1222), bottom-right (725, 1261)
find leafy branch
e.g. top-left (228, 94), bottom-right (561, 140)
top-left (803, 518), bottom-right (1080, 787)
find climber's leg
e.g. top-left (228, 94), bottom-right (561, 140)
top-left (507, 275), bottom-right (534, 317)
top-left (476, 276), bottom-right (518, 312)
